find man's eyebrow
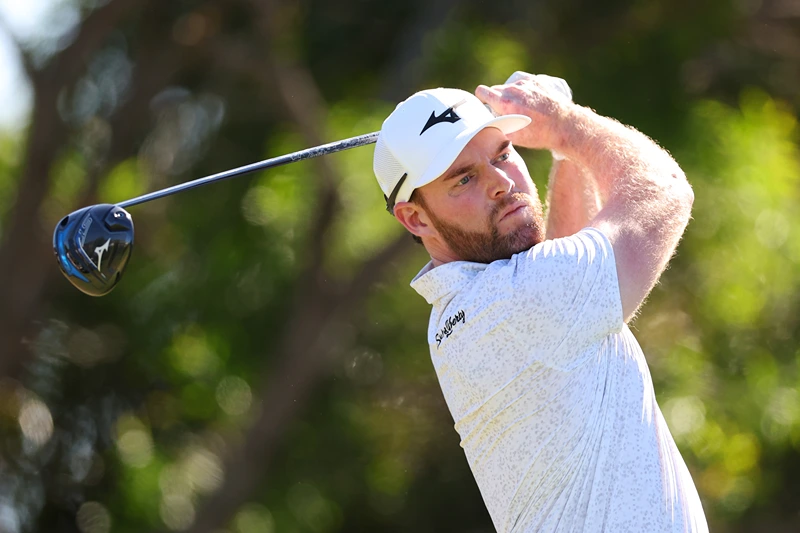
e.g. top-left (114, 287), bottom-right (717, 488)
top-left (497, 140), bottom-right (511, 153)
top-left (441, 140), bottom-right (512, 182)
top-left (442, 163), bottom-right (476, 182)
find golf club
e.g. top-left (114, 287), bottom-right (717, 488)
top-left (54, 131), bottom-right (380, 297)
top-left (54, 74), bottom-right (572, 298)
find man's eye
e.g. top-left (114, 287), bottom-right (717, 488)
top-left (457, 175), bottom-right (472, 186)
top-left (496, 153), bottom-right (510, 163)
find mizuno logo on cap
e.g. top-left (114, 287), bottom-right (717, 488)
top-left (420, 107), bottom-right (461, 135)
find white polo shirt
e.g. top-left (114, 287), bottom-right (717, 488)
top-left (411, 228), bottom-right (708, 533)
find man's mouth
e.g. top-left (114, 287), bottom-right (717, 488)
top-left (497, 201), bottom-right (529, 222)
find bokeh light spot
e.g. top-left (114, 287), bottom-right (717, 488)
top-left (665, 396), bottom-right (706, 438)
top-left (0, 503), bottom-right (20, 533)
top-left (18, 397), bottom-right (53, 449)
top-left (115, 415), bottom-right (154, 468)
top-left (185, 447), bottom-right (224, 493)
top-left (767, 387), bottom-right (799, 425)
top-left (67, 327), bottom-right (106, 368)
top-left (723, 433), bottom-right (760, 474)
top-left (160, 494), bottom-right (195, 531)
top-left (287, 482), bottom-right (341, 532)
top-left (215, 376), bottom-right (252, 416)
top-left (159, 463), bottom-right (191, 498)
top-left (76, 501), bottom-right (111, 533)
top-left (234, 504), bottom-right (274, 533)
top-left (754, 209), bottom-right (790, 249)
top-left (720, 476), bottom-right (755, 513)
top-left (169, 326), bottom-right (219, 378)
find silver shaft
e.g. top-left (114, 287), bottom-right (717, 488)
top-left (118, 131), bottom-right (380, 209)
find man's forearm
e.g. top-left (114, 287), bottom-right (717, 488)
top-left (476, 78), bottom-right (693, 320)
top-left (545, 158), bottom-right (602, 240)
top-left (551, 103), bottom-right (693, 320)
top-left (550, 105), bottom-right (690, 206)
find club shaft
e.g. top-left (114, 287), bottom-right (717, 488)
top-left (118, 131), bottom-right (380, 209)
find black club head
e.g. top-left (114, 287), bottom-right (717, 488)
top-left (53, 204), bottom-right (134, 297)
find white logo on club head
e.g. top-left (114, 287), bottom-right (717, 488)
top-left (94, 238), bottom-right (111, 271)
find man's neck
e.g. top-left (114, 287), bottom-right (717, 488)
top-left (426, 242), bottom-right (460, 267)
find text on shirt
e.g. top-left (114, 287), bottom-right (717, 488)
top-left (436, 309), bottom-right (466, 347)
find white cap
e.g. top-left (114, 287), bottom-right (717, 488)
top-left (373, 88), bottom-right (530, 212)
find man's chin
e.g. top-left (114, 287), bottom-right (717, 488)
top-left (446, 225), bottom-right (543, 264)
top-left (429, 201), bottom-right (546, 263)
top-left (495, 225), bottom-right (544, 259)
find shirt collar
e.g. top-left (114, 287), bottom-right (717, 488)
top-left (410, 260), bottom-right (488, 305)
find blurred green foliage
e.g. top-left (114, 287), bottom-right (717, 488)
top-left (1, 0), bottom-right (799, 532)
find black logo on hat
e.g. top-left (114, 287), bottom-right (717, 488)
top-left (420, 107), bottom-right (461, 135)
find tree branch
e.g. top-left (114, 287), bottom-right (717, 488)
top-left (379, 0), bottom-right (461, 101)
top-left (37, 0), bottom-right (146, 93)
top-left (172, 3), bottom-right (424, 532)
top-left (182, 233), bottom-right (413, 533)
top-left (0, 0), bottom-right (164, 380)
top-left (0, 17), bottom-right (37, 83)
top-left (78, 40), bottom-right (189, 205)
top-left (251, 0), bottom-right (345, 272)
top-left (210, 38), bottom-right (344, 272)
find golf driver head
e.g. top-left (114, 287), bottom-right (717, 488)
top-left (53, 204), bottom-right (134, 296)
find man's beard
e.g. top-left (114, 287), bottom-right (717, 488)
top-left (426, 192), bottom-right (546, 263)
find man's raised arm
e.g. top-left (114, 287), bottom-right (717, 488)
top-left (544, 158), bottom-right (602, 240)
top-left (476, 77), bottom-right (694, 322)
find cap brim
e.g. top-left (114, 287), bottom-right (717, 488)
top-left (397, 114), bottom-right (531, 203)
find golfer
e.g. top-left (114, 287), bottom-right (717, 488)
top-left (372, 73), bottom-right (708, 532)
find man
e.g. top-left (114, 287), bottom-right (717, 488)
top-left (372, 73), bottom-right (708, 532)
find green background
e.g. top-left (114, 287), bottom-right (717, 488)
top-left (0, 0), bottom-right (798, 531)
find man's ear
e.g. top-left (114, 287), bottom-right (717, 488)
top-left (393, 201), bottom-right (436, 240)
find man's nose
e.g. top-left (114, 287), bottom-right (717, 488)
top-left (486, 166), bottom-right (514, 199)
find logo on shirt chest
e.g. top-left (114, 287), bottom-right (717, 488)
top-left (436, 309), bottom-right (466, 347)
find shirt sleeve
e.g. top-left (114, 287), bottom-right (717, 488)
top-left (487, 227), bottom-right (624, 370)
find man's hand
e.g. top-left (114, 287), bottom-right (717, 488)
top-left (479, 73), bottom-right (597, 240)
top-left (475, 74), bottom-right (573, 151)
top-left (478, 72), bottom-right (694, 323)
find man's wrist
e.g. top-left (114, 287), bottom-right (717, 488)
top-left (546, 104), bottom-right (595, 159)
